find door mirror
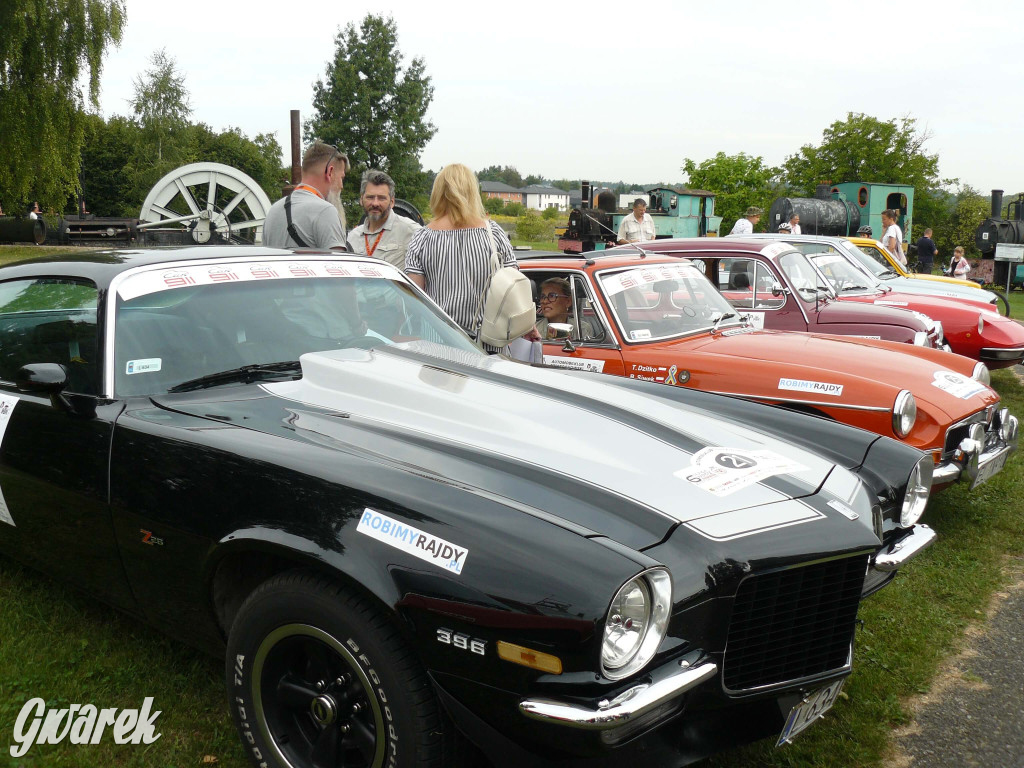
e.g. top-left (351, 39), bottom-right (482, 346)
top-left (771, 281), bottom-right (786, 297)
top-left (16, 363), bottom-right (69, 394)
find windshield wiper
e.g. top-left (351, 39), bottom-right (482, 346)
top-left (879, 269), bottom-right (899, 278)
top-left (710, 311), bottom-right (737, 334)
top-left (842, 284), bottom-right (870, 292)
top-left (167, 361), bottom-right (302, 393)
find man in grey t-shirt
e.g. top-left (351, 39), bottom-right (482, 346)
top-left (263, 140), bottom-right (349, 250)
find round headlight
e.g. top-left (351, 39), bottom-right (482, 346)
top-left (601, 569), bottom-right (672, 680)
top-left (901, 456), bottom-right (933, 527)
top-left (971, 362), bottom-right (991, 386)
top-left (892, 390), bottom-right (917, 438)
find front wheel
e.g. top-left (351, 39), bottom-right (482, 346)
top-left (226, 571), bottom-right (448, 768)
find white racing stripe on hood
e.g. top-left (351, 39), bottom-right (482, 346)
top-left (262, 347), bottom-right (838, 523)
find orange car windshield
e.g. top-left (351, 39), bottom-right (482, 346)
top-left (597, 263), bottom-right (741, 342)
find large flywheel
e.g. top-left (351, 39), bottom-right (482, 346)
top-left (138, 162), bottom-right (273, 244)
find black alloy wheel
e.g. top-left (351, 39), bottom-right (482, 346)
top-left (227, 571), bottom-right (448, 768)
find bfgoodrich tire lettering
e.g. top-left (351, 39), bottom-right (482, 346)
top-left (226, 571), bottom-right (447, 768)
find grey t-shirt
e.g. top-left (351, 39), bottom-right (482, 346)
top-left (262, 188), bottom-right (347, 249)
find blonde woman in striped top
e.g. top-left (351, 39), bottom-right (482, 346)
top-left (406, 164), bottom-right (537, 352)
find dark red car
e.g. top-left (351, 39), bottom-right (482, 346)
top-left (634, 239), bottom-right (944, 348)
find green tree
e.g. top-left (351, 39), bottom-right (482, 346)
top-left (682, 152), bottom-right (780, 233)
top-left (308, 14), bottom-right (435, 219)
top-left (131, 48), bottom-right (191, 163)
top-left (942, 185), bottom-right (989, 259)
top-left (478, 165), bottom-right (524, 188)
top-left (0, 0), bottom-right (125, 214)
top-left (78, 112), bottom-right (137, 216)
top-left (482, 196), bottom-right (505, 215)
top-left (783, 113), bottom-right (943, 196)
top-left (187, 124), bottom-right (285, 201)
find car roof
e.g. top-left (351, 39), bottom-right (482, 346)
top-left (0, 246), bottom-right (354, 290)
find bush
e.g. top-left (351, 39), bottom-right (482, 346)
top-left (541, 206), bottom-right (561, 220)
top-left (514, 210), bottom-right (559, 242)
top-left (483, 196), bottom-right (504, 215)
top-left (503, 202), bottom-right (526, 217)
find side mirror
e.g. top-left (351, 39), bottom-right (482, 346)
top-left (16, 363), bottom-right (76, 414)
top-left (16, 363), bottom-right (68, 393)
top-left (771, 281), bottom-right (785, 297)
top-left (548, 322), bottom-right (576, 352)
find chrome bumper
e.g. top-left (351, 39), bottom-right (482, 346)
top-left (873, 524), bottom-right (937, 572)
top-left (933, 414), bottom-right (1019, 486)
top-left (519, 661), bottom-right (717, 729)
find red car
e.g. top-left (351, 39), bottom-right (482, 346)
top-left (518, 250), bottom-right (1018, 491)
top-left (631, 239), bottom-right (944, 349)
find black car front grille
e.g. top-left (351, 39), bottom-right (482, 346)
top-left (723, 554), bottom-right (868, 692)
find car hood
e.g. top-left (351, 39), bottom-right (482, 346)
top-left (866, 289), bottom-right (994, 317)
top-left (679, 329), bottom-right (996, 418)
top-left (815, 298), bottom-right (927, 330)
top-left (881, 276), bottom-right (999, 308)
top-left (157, 343), bottom-right (846, 548)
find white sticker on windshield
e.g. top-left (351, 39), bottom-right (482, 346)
top-left (931, 370), bottom-right (988, 399)
top-left (676, 447), bottom-right (808, 497)
top-left (542, 356), bottom-right (605, 372)
top-left (741, 312), bottom-right (765, 330)
top-left (760, 242), bottom-right (791, 258)
top-left (779, 378), bottom-right (844, 396)
top-left (118, 260), bottom-right (402, 300)
top-left (126, 358), bottom-right (162, 375)
top-left (630, 329), bottom-right (652, 340)
top-left (0, 394), bottom-right (18, 446)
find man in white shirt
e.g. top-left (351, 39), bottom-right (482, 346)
top-left (789, 213), bottom-right (801, 235)
top-left (881, 209), bottom-right (906, 267)
top-left (729, 206), bottom-right (762, 235)
top-left (346, 169), bottom-right (421, 270)
top-left (616, 199), bottom-right (657, 244)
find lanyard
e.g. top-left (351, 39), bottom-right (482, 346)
top-left (293, 183), bottom-right (324, 199)
top-left (363, 229), bottom-right (384, 256)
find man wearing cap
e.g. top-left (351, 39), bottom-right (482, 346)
top-left (729, 206), bottom-right (762, 236)
top-left (617, 198), bottom-right (657, 244)
top-left (263, 140), bottom-right (349, 250)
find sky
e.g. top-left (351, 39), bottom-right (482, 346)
top-left (96, 0), bottom-right (1018, 195)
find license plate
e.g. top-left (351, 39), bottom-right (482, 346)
top-left (776, 679), bottom-right (844, 746)
top-left (971, 448), bottom-right (1009, 489)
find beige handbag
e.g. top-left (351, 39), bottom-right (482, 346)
top-left (475, 224), bottom-right (536, 347)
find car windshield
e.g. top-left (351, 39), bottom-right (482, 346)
top-left (596, 262), bottom-right (741, 341)
top-left (776, 251), bottom-right (832, 301)
top-left (845, 241), bottom-right (898, 278)
top-left (112, 260), bottom-right (482, 396)
top-left (809, 253), bottom-right (879, 293)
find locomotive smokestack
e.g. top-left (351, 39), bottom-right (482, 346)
top-left (581, 180), bottom-right (591, 210)
top-left (991, 189), bottom-right (1004, 220)
top-left (814, 184), bottom-right (831, 200)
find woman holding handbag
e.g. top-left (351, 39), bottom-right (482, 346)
top-left (406, 164), bottom-right (538, 353)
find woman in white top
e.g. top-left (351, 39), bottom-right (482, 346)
top-left (405, 164), bottom-right (538, 352)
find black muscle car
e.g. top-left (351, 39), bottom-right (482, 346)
top-left (0, 247), bottom-right (937, 768)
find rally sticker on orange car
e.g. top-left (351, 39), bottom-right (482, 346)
top-left (675, 447), bottom-right (808, 497)
top-left (778, 378), bottom-right (844, 396)
top-left (931, 370), bottom-right (988, 399)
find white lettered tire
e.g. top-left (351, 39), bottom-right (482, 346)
top-left (226, 571), bottom-right (447, 768)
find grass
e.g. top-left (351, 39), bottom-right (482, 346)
top-left (0, 245), bottom-right (97, 266)
top-left (1003, 286), bottom-right (1024, 317)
